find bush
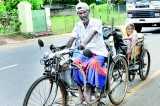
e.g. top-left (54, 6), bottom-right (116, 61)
top-left (28, 0), bottom-right (45, 10)
top-left (0, 1), bottom-right (6, 12)
top-left (89, 3), bottom-right (122, 25)
top-left (4, 0), bottom-right (45, 11)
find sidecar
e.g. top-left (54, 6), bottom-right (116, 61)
top-left (116, 26), bottom-right (151, 82)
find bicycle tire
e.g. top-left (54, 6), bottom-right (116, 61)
top-left (108, 55), bottom-right (128, 105)
top-left (139, 50), bottom-right (150, 80)
top-left (128, 73), bottom-right (136, 82)
top-left (23, 75), bottom-right (68, 106)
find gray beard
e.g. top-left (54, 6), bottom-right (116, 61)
top-left (81, 16), bottom-right (89, 23)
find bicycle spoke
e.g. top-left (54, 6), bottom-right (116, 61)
top-left (23, 76), bottom-right (66, 106)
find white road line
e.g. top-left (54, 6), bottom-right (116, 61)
top-left (0, 64), bottom-right (18, 71)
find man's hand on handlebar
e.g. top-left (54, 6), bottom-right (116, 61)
top-left (78, 44), bottom-right (85, 50)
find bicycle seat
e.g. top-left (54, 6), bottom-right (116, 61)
top-left (83, 49), bottom-right (93, 58)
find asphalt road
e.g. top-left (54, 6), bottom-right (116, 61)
top-left (0, 27), bottom-right (160, 106)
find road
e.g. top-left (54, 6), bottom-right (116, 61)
top-left (0, 27), bottom-right (160, 106)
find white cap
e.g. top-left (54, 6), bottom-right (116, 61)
top-left (76, 2), bottom-right (89, 13)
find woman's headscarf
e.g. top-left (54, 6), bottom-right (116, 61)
top-left (123, 23), bottom-right (137, 38)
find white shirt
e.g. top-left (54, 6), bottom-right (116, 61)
top-left (71, 18), bottom-right (108, 57)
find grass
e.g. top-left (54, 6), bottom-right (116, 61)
top-left (50, 12), bottom-right (127, 35)
top-left (51, 15), bottom-right (80, 35)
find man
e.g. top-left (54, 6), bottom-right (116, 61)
top-left (66, 2), bottom-right (108, 104)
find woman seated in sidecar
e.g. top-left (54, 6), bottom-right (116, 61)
top-left (119, 23), bottom-right (150, 82)
top-left (121, 23), bottom-right (145, 65)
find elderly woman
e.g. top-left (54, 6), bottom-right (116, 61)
top-left (123, 23), bottom-right (139, 64)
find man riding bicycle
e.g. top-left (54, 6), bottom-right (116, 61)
top-left (66, 2), bottom-right (108, 105)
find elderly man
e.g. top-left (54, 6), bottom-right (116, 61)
top-left (66, 2), bottom-right (108, 104)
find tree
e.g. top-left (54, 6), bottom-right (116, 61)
top-left (3, 0), bottom-right (45, 11)
top-left (0, 0), bottom-right (6, 12)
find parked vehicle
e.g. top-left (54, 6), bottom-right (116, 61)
top-left (126, 0), bottom-right (160, 32)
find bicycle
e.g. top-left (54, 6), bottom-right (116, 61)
top-left (23, 22), bottom-right (129, 106)
top-left (23, 36), bottom-right (128, 106)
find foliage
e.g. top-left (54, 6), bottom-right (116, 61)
top-left (47, 0), bottom-right (124, 5)
top-left (52, 0), bottom-right (78, 4)
top-left (0, 1), bottom-right (6, 12)
top-left (112, 0), bottom-right (126, 4)
top-left (0, 0), bottom-right (125, 12)
top-left (49, 0), bottom-right (103, 5)
top-left (80, 0), bottom-right (94, 4)
top-left (89, 3), bottom-right (116, 24)
top-left (0, 10), bottom-right (21, 34)
top-left (5, 0), bottom-right (19, 11)
top-left (27, 0), bottom-right (45, 10)
top-left (3, 0), bottom-right (45, 11)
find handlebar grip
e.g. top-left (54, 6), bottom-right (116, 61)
top-left (50, 44), bottom-right (56, 52)
top-left (58, 45), bottom-right (66, 50)
top-left (50, 44), bottom-right (67, 53)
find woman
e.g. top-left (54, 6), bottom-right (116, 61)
top-left (123, 23), bottom-right (138, 64)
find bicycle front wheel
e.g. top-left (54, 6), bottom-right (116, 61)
top-left (108, 55), bottom-right (128, 105)
top-left (23, 75), bottom-right (67, 106)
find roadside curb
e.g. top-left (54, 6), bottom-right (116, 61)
top-left (0, 25), bottom-right (125, 46)
top-left (0, 33), bottom-right (71, 46)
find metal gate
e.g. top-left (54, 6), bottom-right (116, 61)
top-left (32, 10), bottom-right (47, 34)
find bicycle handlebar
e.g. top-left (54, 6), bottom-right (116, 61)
top-left (44, 46), bottom-right (77, 60)
top-left (49, 47), bottom-right (75, 58)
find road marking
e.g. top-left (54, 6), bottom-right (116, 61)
top-left (109, 70), bottom-right (160, 106)
top-left (0, 64), bottom-right (18, 71)
top-left (125, 70), bottom-right (160, 98)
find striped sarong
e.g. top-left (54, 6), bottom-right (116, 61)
top-left (70, 54), bottom-right (108, 89)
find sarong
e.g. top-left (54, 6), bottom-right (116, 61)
top-left (70, 54), bottom-right (108, 89)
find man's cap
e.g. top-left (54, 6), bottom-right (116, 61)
top-left (76, 2), bottom-right (89, 13)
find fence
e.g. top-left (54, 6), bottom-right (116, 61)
top-left (51, 4), bottom-right (127, 35)
top-left (0, 12), bottom-right (20, 35)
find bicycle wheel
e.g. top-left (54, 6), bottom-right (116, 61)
top-left (108, 55), bottom-right (128, 105)
top-left (128, 72), bottom-right (136, 82)
top-left (23, 75), bottom-right (68, 106)
top-left (128, 65), bottom-right (136, 82)
top-left (139, 50), bottom-right (150, 80)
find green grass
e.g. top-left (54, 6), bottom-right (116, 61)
top-left (112, 13), bottom-right (127, 26)
top-left (51, 15), bottom-right (80, 35)
top-left (50, 12), bottom-right (127, 35)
